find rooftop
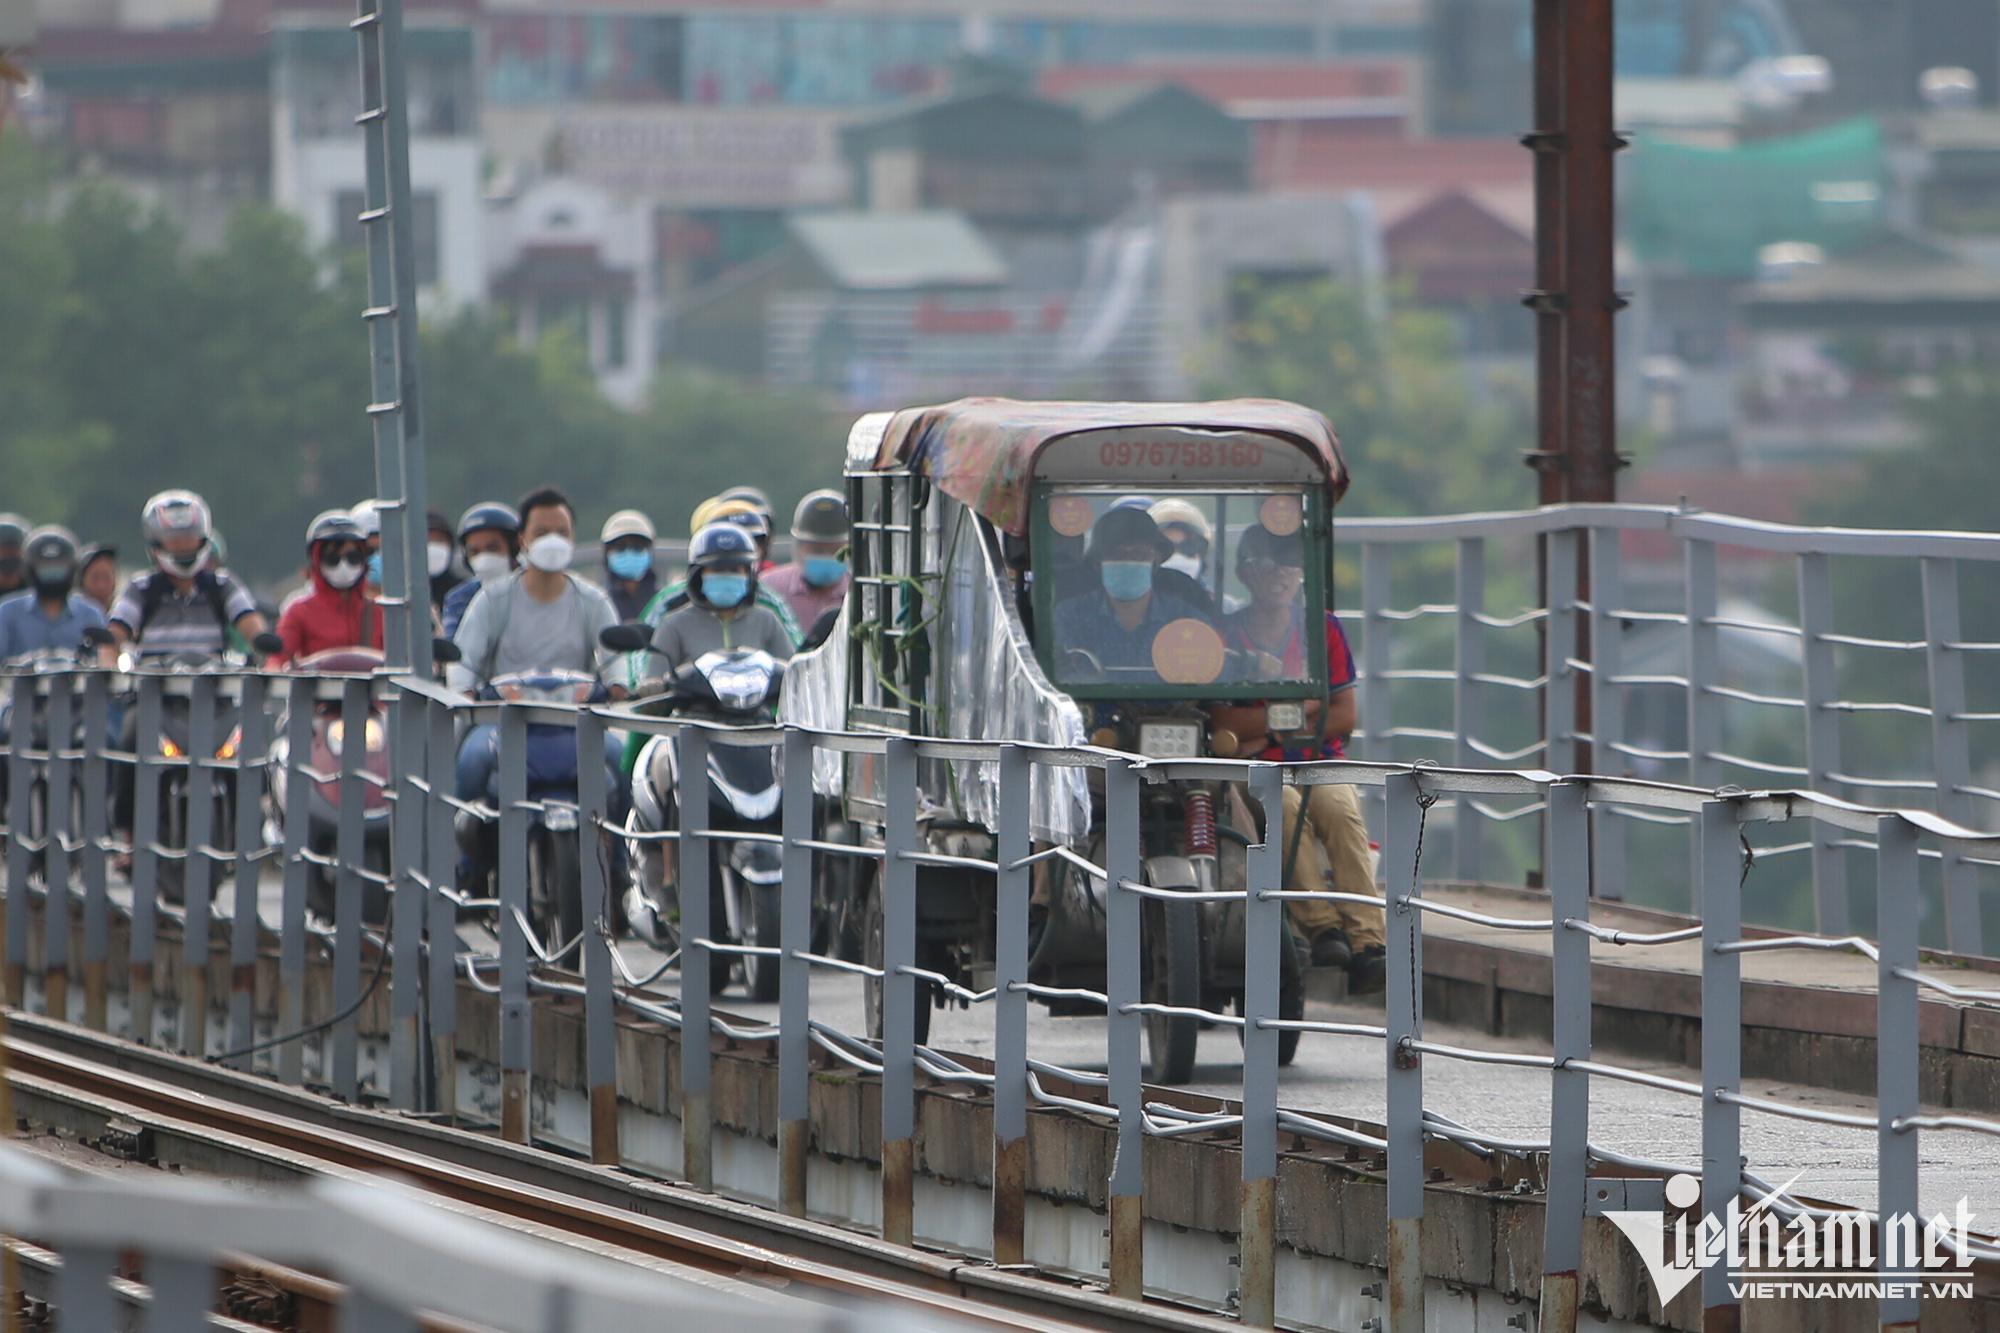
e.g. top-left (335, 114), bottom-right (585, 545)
top-left (789, 211), bottom-right (1008, 291)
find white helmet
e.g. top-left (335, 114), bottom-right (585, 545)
top-left (141, 489), bottom-right (215, 578)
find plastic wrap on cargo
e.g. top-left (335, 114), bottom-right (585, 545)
top-left (778, 605), bottom-right (848, 796)
top-left (931, 513), bottom-right (1091, 845)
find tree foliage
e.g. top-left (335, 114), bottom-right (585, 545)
top-left (0, 131), bottom-right (846, 585)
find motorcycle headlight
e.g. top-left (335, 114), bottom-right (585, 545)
top-left (215, 726), bottom-right (242, 761)
top-left (1266, 702), bottom-right (1307, 733)
top-left (326, 717), bottom-right (385, 756)
top-left (159, 736), bottom-right (182, 759)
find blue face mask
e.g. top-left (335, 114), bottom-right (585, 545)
top-left (802, 555), bottom-right (846, 588)
top-left (1099, 560), bottom-right (1154, 603)
top-left (607, 548), bottom-right (652, 581)
top-left (366, 551), bottom-right (383, 587)
top-left (703, 572), bottom-right (750, 609)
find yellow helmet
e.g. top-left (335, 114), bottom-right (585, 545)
top-left (688, 495), bottom-right (723, 536)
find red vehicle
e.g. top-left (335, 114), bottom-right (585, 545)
top-left (267, 647), bottom-right (392, 921)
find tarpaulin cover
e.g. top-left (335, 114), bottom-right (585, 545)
top-left (864, 397), bottom-right (1348, 536)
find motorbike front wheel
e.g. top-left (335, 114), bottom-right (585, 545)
top-left (862, 865), bottom-right (932, 1048)
top-left (1143, 897), bottom-right (1202, 1085)
top-left (741, 882), bottom-right (782, 1002)
top-left (528, 828), bottom-right (584, 969)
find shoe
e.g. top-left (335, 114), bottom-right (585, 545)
top-left (1347, 945), bottom-right (1386, 995)
top-left (1309, 928), bottom-right (1354, 968)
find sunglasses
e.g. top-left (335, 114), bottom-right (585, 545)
top-left (319, 546), bottom-right (367, 569)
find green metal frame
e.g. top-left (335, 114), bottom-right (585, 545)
top-left (1028, 483), bottom-right (1330, 702)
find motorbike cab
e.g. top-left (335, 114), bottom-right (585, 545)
top-left (786, 399), bottom-right (1348, 1078)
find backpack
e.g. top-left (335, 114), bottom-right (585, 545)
top-left (135, 570), bottom-right (235, 638)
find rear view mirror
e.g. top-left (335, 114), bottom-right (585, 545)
top-left (432, 637), bottom-right (463, 664)
top-left (81, 626), bottom-right (115, 650)
top-left (600, 623), bottom-right (650, 653)
top-left (251, 631), bottom-right (285, 657)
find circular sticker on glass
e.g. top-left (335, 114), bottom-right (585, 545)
top-left (1151, 618), bottom-right (1227, 685)
top-left (1049, 495), bottom-right (1096, 538)
top-left (1259, 493), bottom-right (1303, 537)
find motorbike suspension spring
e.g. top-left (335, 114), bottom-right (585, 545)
top-left (1183, 789), bottom-right (1217, 857)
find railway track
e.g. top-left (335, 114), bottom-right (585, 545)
top-left (1, 1013), bottom-right (1239, 1333)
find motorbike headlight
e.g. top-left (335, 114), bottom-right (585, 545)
top-left (159, 736), bottom-right (182, 759)
top-left (1137, 721), bottom-right (1202, 760)
top-left (326, 717), bottom-right (385, 757)
top-left (1266, 702), bottom-right (1307, 733)
top-left (215, 726), bottom-right (242, 761)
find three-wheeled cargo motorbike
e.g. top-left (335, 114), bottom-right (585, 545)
top-left (779, 399), bottom-right (1351, 1083)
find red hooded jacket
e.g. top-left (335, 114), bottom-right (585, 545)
top-left (274, 543), bottom-right (384, 663)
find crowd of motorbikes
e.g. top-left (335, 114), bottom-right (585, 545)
top-left (1, 624), bottom-right (843, 1001)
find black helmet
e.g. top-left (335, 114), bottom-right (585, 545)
top-left (25, 525), bottom-right (79, 595)
top-left (689, 521), bottom-right (759, 571)
top-left (0, 514), bottom-right (29, 549)
top-left (790, 489), bottom-right (848, 544)
top-left (307, 508), bottom-right (366, 548)
top-left (457, 501), bottom-right (520, 551)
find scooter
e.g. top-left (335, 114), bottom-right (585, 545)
top-left (454, 667), bottom-right (611, 968)
top-left (616, 643), bottom-right (786, 1001)
top-left (0, 641), bottom-right (105, 880)
top-left (265, 648), bottom-right (391, 922)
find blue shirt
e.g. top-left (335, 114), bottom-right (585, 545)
top-left (441, 577), bottom-right (481, 638)
top-left (1051, 585), bottom-right (1208, 683)
top-left (0, 591), bottom-right (107, 661)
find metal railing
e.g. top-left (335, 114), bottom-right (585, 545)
top-left (1, 656), bottom-right (1998, 1331)
top-left (1340, 503), bottom-right (2000, 957)
top-left (0, 1139), bottom-right (887, 1331)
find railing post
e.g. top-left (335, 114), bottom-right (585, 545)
top-left (1698, 798), bottom-right (1742, 1332)
top-left (330, 677), bottom-right (370, 1099)
top-left (1453, 539), bottom-right (1486, 885)
top-left (1685, 540), bottom-right (1721, 916)
top-left (1238, 763), bottom-right (1283, 1328)
top-left (777, 727), bottom-right (813, 1215)
top-left (425, 695), bottom-right (458, 1119)
top-left (4, 675), bottom-right (33, 1008)
top-left (43, 675), bottom-right (74, 1022)
top-left (388, 687), bottom-right (425, 1109)
top-left (128, 674), bottom-right (164, 1042)
top-left (1380, 770), bottom-right (1425, 1332)
top-left (226, 673), bottom-right (268, 1069)
top-left (497, 701), bottom-right (530, 1142)
top-left (1360, 542), bottom-right (1393, 836)
top-left (1104, 756), bottom-right (1144, 1301)
top-left (276, 681), bottom-right (316, 1085)
top-left (1875, 815), bottom-right (1920, 1332)
top-left (1544, 528), bottom-right (1580, 780)
top-left (79, 672), bottom-right (109, 1031)
top-left (991, 744), bottom-right (1030, 1267)
top-left (1795, 553), bottom-right (1848, 935)
top-left (1587, 526), bottom-right (1626, 901)
top-left (1541, 781), bottom-right (1590, 1333)
top-left (880, 735), bottom-right (919, 1246)
top-left (576, 705), bottom-right (618, 1163)
top-left (1921, 558), bottom-right (1981, 954)
top-left (677, 725), bottom-right (713, 1189)
top-left (53, 1245), bottom-right (116, 1332)
top-left (181, 673), bottom-right (220, 1058)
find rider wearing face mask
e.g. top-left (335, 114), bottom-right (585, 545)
top-left (446, 485), bottom-right (619, 697)
top-left (426, 508), bottom-right (463, 613)
top-left (1051, 506), bottom-right (1207, 682)
top-left (762, 489), bottom-right (849, 633)
top-left (0, 515), bottom-right (31, 600)
top-left (598, 509), bottom-right (659, 622)
top-left (0, 525), bottom-right (110, 662)
top-left (644, 522), bottom-right (794, 683)
top-left (441, 502), bottom-right (520, 638)
top-left (272, 509), bottom-right (383, 664)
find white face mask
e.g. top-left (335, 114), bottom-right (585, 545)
top-left (524, 532), bottom-right (574, 573)
top-left (323, 561), bottom-right (364, 590)
top-left (426, 540), bottom-right (452, 578)
top-left (1162, 553), bottom-right (1203, 580)
top-left (469, 551), bottom-right (512, 585)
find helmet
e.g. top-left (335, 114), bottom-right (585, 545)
top-left (718, 485), bottom-right (773, 518)
top-left (1147, 498), bottom-right (1213, 545)
top-left (791, 489), bottom-right (848, 544)
top-left (707, 498), bottom-right (770, 543)
top-left (600, 509), bottom-right (656, 546)
top-left (307, 508), bottom-right (366, 548)
top-left (688, 521), bottom-right (759, 571)
top-left (1086, 505), bottom-right (1170, 561)
top-left (141, 490), bottom-right (215, 577)
top-left (350, 499), bottom-right (382, 539)
top-left (0, 514), bottom-right (29, 548)
top-left (688, 495), bottom-right (723, 536)
top-left (24, 525), bottom-right (78, 569)
top-left (457, 501), bottom-right (520, 548)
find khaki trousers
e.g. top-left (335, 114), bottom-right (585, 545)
top-left (1279, 783), bottom-right (1384, 951)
